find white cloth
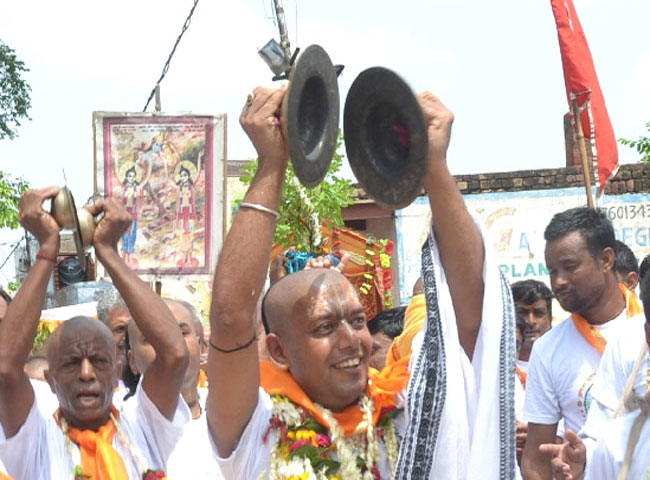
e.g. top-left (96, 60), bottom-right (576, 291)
top-left (167, 388), bottom-right (224, 480)
top-left (0, 384), bottom-right (189, 480)
top-left (516, 359), bottom-right (529, 373)
top-left (585, 408), bottom-right (650, 480)
top-left (580, 313), bottom-right (647, 463)
top-left (523, 309), bottom-right (628, 434)
top-left (397, 216), bottom-right (517, 479)
top-left (212, 388), bottom-right (399, 479)
top-left (30, 379), bottom-right (59, 418)
top-left (515, 373), bottom-right (526, 422)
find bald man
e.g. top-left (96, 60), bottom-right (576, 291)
top-left (0, 189), bottom-right (189, 479)
top-left (127, 298), bottom-right (223, 479)
top-left (206, 87), bottom-right (516, 479)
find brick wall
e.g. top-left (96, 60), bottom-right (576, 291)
top-left (453, 162), bottom-right (650, 196)
top-left (227, 159), bottom-right (650, 200)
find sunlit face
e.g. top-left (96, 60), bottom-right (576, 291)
top-left (128, 301), bottom-right (200, 389)
top-left (46, 321), bottom-right (118, 431)
top-left (278, 276), bottom-right (372, 413)
top-left (545, 231), bottom-right (610, 314)
top-left (515, 299), bottom-right (552, 349)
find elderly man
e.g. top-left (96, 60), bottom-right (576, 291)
top-left (96, 286), bottom-right (132, 357)
top-left (127, 297), bottom-right (223, 479)
top-left (0, 190), bottom-right (189, 479)
top-left (206, 86), bottom-right (516, 479)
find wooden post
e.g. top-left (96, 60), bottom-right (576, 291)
top-left (572, 96), bottom-right (595, 209)
top-left (154, 275), bottom-right (162, 296)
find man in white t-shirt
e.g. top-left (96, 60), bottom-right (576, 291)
top-left (536, 275), bottom-right (650, 479)
top-left (0, 191), bottom-right (190, 479)
top-left (206, 86), bottom-right (515, 479)
top-left (521, 207), bottom-right (641, 479)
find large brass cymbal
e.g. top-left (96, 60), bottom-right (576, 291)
top-left (50, 187), bottom-right (95, 271)
top-left (282, 44), bottom-right (340, 188)
top-left (344, 67), bottom-right (428, 209)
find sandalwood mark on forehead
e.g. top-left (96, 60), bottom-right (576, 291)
top-left (308, 279), bottom-right (355, 323)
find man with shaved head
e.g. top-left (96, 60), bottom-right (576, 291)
top-left (206, 86), bottom-right (516, 479)
top-left (126, 298), bottom-right (223, 479)
top-left (0, 189), bottom-right (190, 479)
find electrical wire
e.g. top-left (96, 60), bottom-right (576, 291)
top-left (142, 0), bottom-right (201, 112)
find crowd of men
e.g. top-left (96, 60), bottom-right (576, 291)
top-left (0, 84), bottom-right (648, 479)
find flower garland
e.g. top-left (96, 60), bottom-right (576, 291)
top-left (57, 411), bottom-right (167, 480)
top-left (265, 394), bottom-right (400, 480)
top-left (378, 239), bottom-right (394, 308)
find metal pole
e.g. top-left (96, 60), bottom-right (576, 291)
top-left (272, 0), bottom-right (291, 58)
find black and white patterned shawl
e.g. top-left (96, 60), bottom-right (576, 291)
top-left (394, 229), bottom-right (516, 479)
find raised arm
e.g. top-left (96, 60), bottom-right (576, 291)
top-left (87, 197), bottom-right (188, 419)
top-left (207, 87), bottom-right (288, 456)
top-left (418, 93), bottom-right (484, 359)
top-left (0, 187), bottom-right (60, 437)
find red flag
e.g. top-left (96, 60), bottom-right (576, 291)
top-left (551, 0), bottom-right (618, 196)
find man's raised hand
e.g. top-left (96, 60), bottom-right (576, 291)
top-left (86, 197), bottom-right (132, 253)
top-left (416, 92), bottom-right (454, 170)
top-left (239, 86), bottom-right (289, 168)
top-left (18, 186), bottom-right (61, 256)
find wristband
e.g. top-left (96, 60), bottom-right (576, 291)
top-left (36, 253), bottom-right (57, 264)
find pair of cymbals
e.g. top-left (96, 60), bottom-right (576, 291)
top-left (50, 187), bottom-right (95, 271)
top-left (285, 45), bottom-right (427, 209)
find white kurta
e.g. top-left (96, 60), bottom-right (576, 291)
top-left (167, 387), bottom-right (224, 480)
top-left (585, 408), bottom-right (650, 480)
top-left (397, 217), bottom-right (517, 479)
top-left (579, 314), bottom-right (647, 464)
top-left (0, 385), bottom-right (189, 480)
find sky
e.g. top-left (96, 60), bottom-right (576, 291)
top-left (0, 0), bottom-right (649, 281)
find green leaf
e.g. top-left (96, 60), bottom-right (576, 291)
top-left (234, 131), bottom-right (356, 251)
top-left (618, 121), bottom-right (650, 163)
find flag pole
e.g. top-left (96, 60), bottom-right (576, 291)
top-left (572, 96), bottom-right (595, 209)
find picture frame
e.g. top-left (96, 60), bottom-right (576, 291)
top-left (93, 112), bottom-right (226, 277)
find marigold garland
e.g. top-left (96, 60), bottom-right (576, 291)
top-left (265, 395), bottom-right (400, 479)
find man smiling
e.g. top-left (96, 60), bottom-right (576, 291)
top-left (207, 85), bottom-right (516, 479)
top-left (0, 190), bottom-right (189, 479)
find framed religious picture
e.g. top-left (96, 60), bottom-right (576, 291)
top-left (93, 113), bottom-right (226, 277)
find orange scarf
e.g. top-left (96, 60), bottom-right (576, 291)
top-left (55, 406), bottom-right (129, 480)
top-left (515, 366), bottom-right (527, 388)
top-left (0, 473), bottom-right (13, 480)
top-left (387, 294), bottom-right (426, 366)
top-left (197, 369), bottom-right (208, 389)
top-left (260, 355), bottom-right (410, 437)
top-left (572, 283), bottom-right (644, 354)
